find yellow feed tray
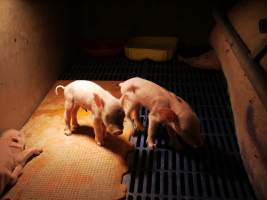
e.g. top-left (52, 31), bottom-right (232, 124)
top-left (125, 37), bottom-right (178, 62)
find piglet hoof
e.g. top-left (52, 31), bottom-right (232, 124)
top-left (34, 148), bottom-right (43, 155)
top-left (64, 129), bottom-right (72, 136)
top-left (96, 141), bottom-right (103, 146)
top-left (147, 143), bottom-right (156, 150)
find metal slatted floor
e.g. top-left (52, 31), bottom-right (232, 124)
top-left (60, 58), bottom-right (256, 200)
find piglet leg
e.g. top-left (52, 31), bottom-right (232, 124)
top-left (64, 101), bottom-right (74, 136)
top-left (92, 116), bottom-right (104, 146)
top-left (167, 126), bottom-right (182, 151)
top-left (147, 113), bottom-right (158, 150)
top-left (10, 165), bottom-right (23, 185)
top-left (125, 116), bottom-right (135, 136)
top-left (101, 122), bottom-right (108, 138)
top-left (20, 148), bottom-right (43, 167)
top-left (131, 105), bottom-right (145, 132)
top-left (10, 148), bottom-right (42, 185)
top-left (121, 95), bottom-right (138, 136)
top-left (71, 104), bottom-right (80, 128)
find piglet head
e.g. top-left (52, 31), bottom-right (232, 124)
top-left (104, 106), bottom-right (125, 135)
top-left (93, 93), bottom-right (125, 135)
top-left (157, 108), bottom-right (203, 148)
top-left (179, 116), bottom-right (203, 148)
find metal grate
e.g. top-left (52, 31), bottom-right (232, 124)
top-left (60, 58), bottom-right (256, 200)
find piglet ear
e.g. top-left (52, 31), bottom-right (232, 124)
top-left (158, 108), bottom-right (181, 130)
top-left (93, 93), bottom-right (105, 110)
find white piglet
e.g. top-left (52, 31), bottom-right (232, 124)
top-left (0, 129), bottom-right (42, 196)
top-left (55, 80), bottom-right (125, 146)
top-left (119, 77), bottom-right (203, 150)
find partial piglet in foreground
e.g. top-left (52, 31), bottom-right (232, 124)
top-left (0, 129), bottom-right (42, 196)
top-left (119, 77), bottom-right (203, 150)
top-left (55, 80), bottom-right (125, 146)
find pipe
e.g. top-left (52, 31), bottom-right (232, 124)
top-left (213, 9), bottom-right (267, 110)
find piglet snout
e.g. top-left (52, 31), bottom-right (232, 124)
top-left (106, 125), bottom-right (124, 136)
top-left (112, 130), bottom-right (123, 136)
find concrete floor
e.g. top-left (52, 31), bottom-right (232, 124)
top-left (3, 80), bottom-right (133, 200)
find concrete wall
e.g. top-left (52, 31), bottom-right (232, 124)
top-left (0, 0), bottom-right (70, 132)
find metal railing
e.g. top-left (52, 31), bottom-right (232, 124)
top-left (213, 9), bottom-right (267, 110)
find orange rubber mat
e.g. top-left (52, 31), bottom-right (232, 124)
top-left (3, 80), bottom-right (133, 200)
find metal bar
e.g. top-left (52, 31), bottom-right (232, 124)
top-left (254, 44), bottom-right (267, 63)
top-left (213, 9), bottom-right (267, 110)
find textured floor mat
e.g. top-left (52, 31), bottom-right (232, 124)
top-left (60, 58), bottom-right (256, 200)
top-left (3, 80), bottom-right (133, 200)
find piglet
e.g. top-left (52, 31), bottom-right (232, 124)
top-left (119, 77), bottom-right (203, 150)
top-left (55, 80), bottom-right (125, 146)
top-left (0, 129), bottom-right (42, 196)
